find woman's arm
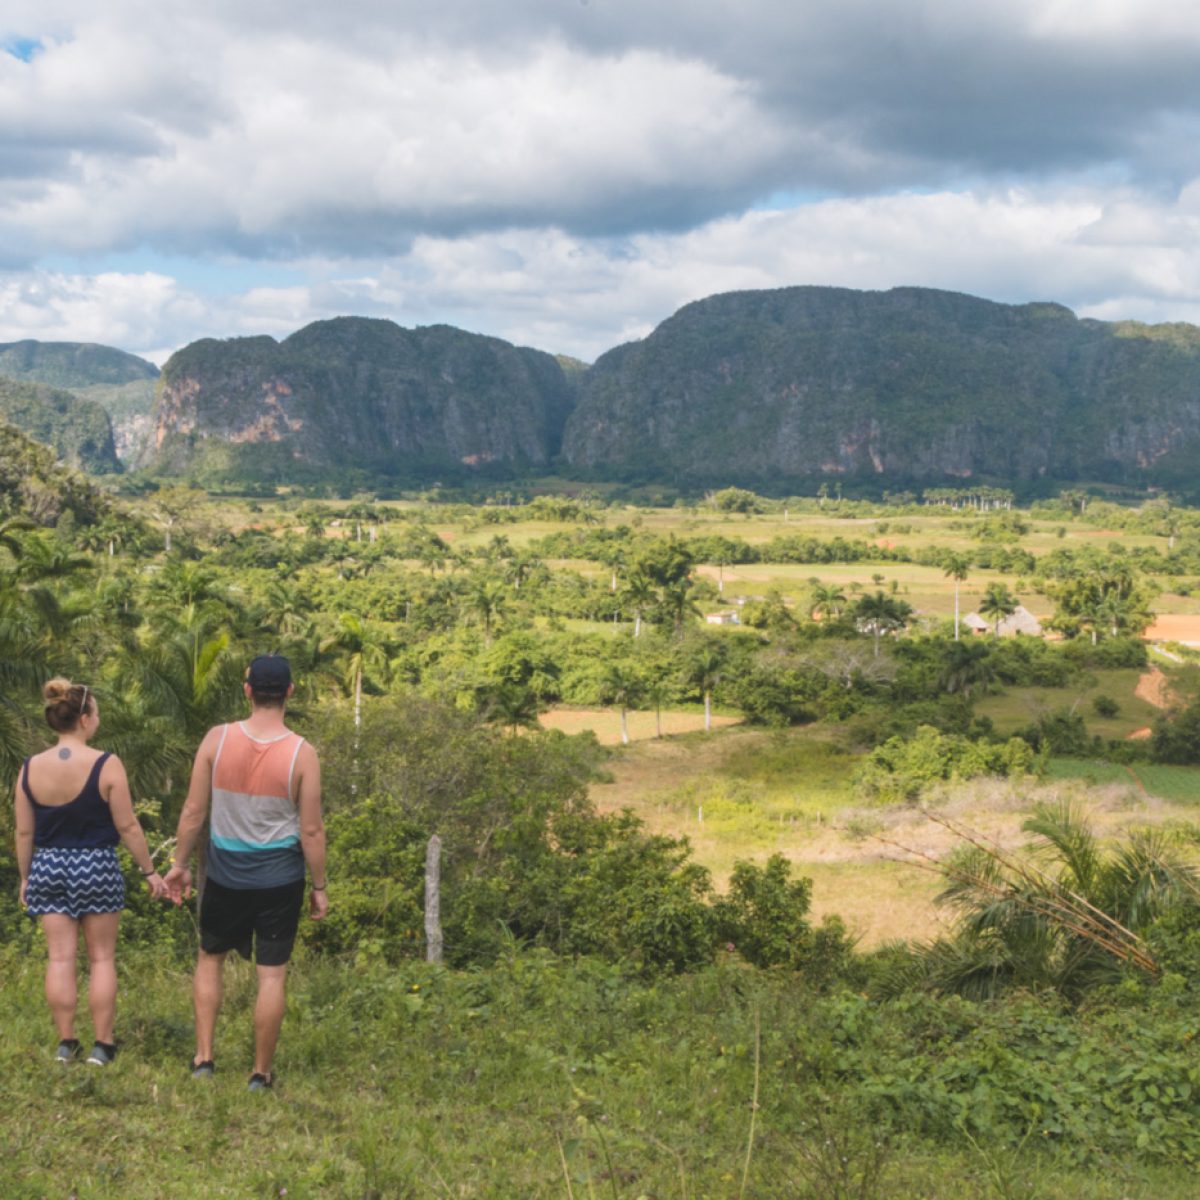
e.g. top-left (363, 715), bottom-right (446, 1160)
top-left (14, 777), bottom-right (33, 907)
top-left (102, 756), bottom-right (167, 899)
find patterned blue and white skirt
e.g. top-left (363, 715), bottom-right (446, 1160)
top-left (26, 847), bottom-right (125, 919)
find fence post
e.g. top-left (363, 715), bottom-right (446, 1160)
top-left (425, 834), bottom-right (443, 964)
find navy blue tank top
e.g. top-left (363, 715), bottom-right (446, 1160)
top-left (23, 753), bottom-right (119, 849)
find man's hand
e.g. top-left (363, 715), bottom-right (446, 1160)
top-left (164, 865), bottom-right (193, 905)
top-left (309, 887), bottom-right (328, 921)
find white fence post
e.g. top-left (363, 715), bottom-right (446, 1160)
top-left (425, 834), bottom-right (443, 964)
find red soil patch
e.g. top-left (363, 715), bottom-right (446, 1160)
top-left (1135, 667), bottom-right (1175, 710)
top-left (1144, 614), bottom-right (1200, 642)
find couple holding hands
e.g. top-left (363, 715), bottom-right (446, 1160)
top-left (13, 655), bottom-right (327, 1089)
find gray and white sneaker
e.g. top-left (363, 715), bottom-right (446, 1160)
top-left (54, 1038), bottom-right (81, 1064)
top-left (86, 1041), bottom-right (117, 1066)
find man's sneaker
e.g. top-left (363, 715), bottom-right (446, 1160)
top-left (86, 1041), bottom-right (117, 1066)
top-left (191, 1059), bottom-right (215, 1079)
top-left (54, 1038), bottom-right (81, 1064)
top-left (247, 1072), bottom-right (273, 1091)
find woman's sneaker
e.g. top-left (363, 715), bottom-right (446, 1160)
top-left (191, 1059), bottom-right (215, 1079)
top-left (86, 1041), bottom-right (117, 1066)
top-left (55, 1038), bottom-right (81, 1064)
top-left (247, 1072), bottom-right (273, 1091)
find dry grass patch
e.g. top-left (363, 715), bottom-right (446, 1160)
top-left (538, 706), bottom-right (740, 744)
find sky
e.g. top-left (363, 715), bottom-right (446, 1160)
top-left (3, 0), bottom-right (1200, 365)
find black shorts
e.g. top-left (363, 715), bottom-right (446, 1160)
top-left (199, 877), bottom-right (305, 966)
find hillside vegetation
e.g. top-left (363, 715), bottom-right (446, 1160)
top-left (10, 481), bottom-right (1200, 1192)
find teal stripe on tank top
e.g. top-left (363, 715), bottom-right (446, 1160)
top-left (211, 833), bottom-right (301, 853)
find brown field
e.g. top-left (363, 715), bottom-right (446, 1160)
top-left (1144, 614), bottom-right (1200, 642)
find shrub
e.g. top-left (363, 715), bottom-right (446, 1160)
top-left (855, 725), bottom-right (1040, 802)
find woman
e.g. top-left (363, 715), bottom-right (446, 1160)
top-left (14, 679), bottom-right (168, 1065)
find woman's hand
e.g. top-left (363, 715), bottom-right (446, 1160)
top-left (19, 878), bottom-right (27, 909)
top-left (144, 871), bottom-right (169, 900)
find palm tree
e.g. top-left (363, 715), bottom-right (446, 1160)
top-left (889, 803), bottom-right (1197, 1001)
top-left (621, 570), bottom-right (656, 638)
top-left (318, 613), bottom-right (392, 728)
top-left (464, 577), bottom-right (509, 646)
top-left (683, 642), bottom-right (727, 733)
top-left (598, 660), bottom-right (643, 746)
top-left (942, 552), bottom-right (971, 641)
top-left (808, 582), bottom-right (847, 621)
top-left (979, 582), bottom-right (1018, 638)
top-left (852, 591), bottom-right (913, 658)
top-left (938, 639), bottom-right (994, 698)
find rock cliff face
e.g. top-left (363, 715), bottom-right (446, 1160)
top-left (561, 287), bottom-right (1200, 485)
top-left (0, 340), bottom-right (159, 464)
top-left (149, 318), bottom-right (575, 479)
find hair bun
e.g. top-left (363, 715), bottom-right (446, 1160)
top-left (43, 677), bottom-right (74, 703)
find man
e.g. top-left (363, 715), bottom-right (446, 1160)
top-left (165, 654), bottom-right (327, 1090)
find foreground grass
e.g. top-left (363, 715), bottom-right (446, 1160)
top-left (3, 943), bottom-right (1200, 1200)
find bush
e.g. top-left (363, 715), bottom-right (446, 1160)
top-left (1092, 694), bottom-right (1120, 718)
top-left (1152, 701), bottom-right (1200, 765)
top-left (713, 854), bottom-right (854, 980)
top-left (856, 725), bottom-right (1040, 802)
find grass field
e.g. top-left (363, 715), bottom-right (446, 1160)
top-left (4, 947), bottom-right (1199, 1198)
top-left (588, 721), bottom-right (1200, 948)
top-left (538, 706), bottom-right (741, 744)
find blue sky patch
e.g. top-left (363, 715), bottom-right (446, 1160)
top-left (4, 37), bottom-right (43, 62)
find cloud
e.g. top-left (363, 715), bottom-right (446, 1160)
top-left (3, 0), bottom-right (1200, 266)
top-left (10, 183), bottom-right (1200, 365)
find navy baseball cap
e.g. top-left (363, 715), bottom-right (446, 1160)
top-left (247, 654), bottom-right (292, 695)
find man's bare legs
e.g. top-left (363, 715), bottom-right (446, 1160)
top-left (193, 949), bottom-right (226, 1065)
top-left (80, 912), bottom-right (120, 1044)
top-left (253, 964), bottom-right (287, 1077)
top-left (41, 914), bottom-right (79, 1040)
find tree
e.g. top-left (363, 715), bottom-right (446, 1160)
top-left (598, 659), bottom-right (644, 745)
top-left (851, 591), bottom-right (913, 658)
top-left (942, 552), bottom-right (971, 641)
top-left (464, 576), bottom-right (509, 646)
top-left (978, 582), bottom-right (1018, 638)
top-left (938, 638), bottom-right (994, 698)
top-left (318, 613), bottom-right (393, 727)
top-left (148, 485), bottom-right (206, 553)
top-left (620, 570), bottom-right (656, 637)
top-left (808, 582), bottom-right (847, 621)
top-left (682, 638), bottom-right (728, 733)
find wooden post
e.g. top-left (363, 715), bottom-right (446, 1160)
top-left (425, 834), bottom-right (443, 964)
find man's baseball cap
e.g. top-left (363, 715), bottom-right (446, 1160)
top-left (247, 654), bottom-right (292, 695)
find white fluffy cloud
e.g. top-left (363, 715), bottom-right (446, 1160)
top-left (5, 1), bottom-right (1200, 357)
top-left (9, 185), bottom-right (1200, 364)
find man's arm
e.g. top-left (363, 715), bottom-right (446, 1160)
top-left (294, 742), bottom-right (327, 920)
top-left (164, 726), bottom-right (221, 903)
top-left (14, 777), bottom-right (33, 908)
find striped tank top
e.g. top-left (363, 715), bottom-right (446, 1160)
top-left (207, 722), bottom-right (306, 889)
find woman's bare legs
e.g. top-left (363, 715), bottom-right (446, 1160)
top-left (41, 914), bottom-right (79, 1040)
top-left (80, 912), bottom-right (120, 1044)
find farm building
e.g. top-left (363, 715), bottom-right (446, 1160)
top-left (963, 605), bottom-right (1043, 637)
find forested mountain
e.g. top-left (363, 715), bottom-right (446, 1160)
top-left (147, 317), bottom-right (576, 481)
top-left (25, 285), bottom-right (1200, 487)
top-left (0, 340), bottom-right (159, 463)
top-left (561, 286), bottom-right (1200, 486)
top-left (0, 378), bottom-right (121, 475)
top-left (0, 419), bottom-right (112, 525)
